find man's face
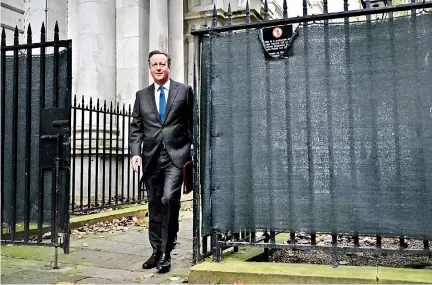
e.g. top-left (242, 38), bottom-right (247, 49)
top-left (149, 54), bottom-right (170, 84)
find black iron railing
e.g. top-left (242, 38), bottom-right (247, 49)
top-left (191, 0), bottom-right (432, 264)
top-left (70, 95), bottom-right (145, 214)
top-left (1, 22), bottom-right (71, 268)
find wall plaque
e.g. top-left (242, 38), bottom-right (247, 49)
top-left (259, 24), bottom-right (298, 59)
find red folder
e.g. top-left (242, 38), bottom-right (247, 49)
top-left (183, 160), bottom-right (193, 194)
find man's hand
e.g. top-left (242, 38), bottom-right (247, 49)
top-left (130, 155), bottom-right (142, 173)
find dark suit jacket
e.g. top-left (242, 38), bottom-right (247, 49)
top-left (129, 79), bottom-right (193, 171)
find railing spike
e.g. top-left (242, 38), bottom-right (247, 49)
top-left (264, 0), bottom-right (269, 21)
top-left (283, 0), bottom-right (288, 19)
top-left (1, 28), bottom-right (6, 47)
top-left (324, 0), bottom-right (328, 14)
top-left (41, 22), bottom-right (46, 42)
top-left (344, 0), bottom-right (349, 11)
top-left (54, 21), bottom-right (59, 41)
top-left (246, 0), bottom-right (250, 23)
top-left (302, 0), bottom-right (308, 16)
top-left (212, 4), bottom-right (217, 27)
top-left (27, 23), bottom-right (32, 44)
top-left (227, 3), bottom-right (232, 26)
top-left (14, 26), bottom-right (19, 45)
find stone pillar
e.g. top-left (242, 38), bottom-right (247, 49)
top-left (149, 0), bottom-right (168, 84)
top-left (68, 0), bottom-right (79, 97)
top-left (77, 0), bottom-right (115, 102)
top-left (168, 0), bottom-right (185, 83)
top-left (116, 0), bottom-right (149, 107)
top-left (24, 0), bottom-right (67, 42)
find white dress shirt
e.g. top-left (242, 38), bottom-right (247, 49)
top-left (154, 79), bottom-right (170, 113)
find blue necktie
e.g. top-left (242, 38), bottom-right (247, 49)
top-left (159, 86), bottom-right (166, 121)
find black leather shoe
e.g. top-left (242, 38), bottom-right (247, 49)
top-left (156, 253), bottom-right (171, 273)
top-left (142, 251), bottom-right (161, 269)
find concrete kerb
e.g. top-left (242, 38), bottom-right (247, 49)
top-left (69, 204), bottom-right (148, 229)
top-left (188, 247), bottom-right (432, 284)
top-left (2, 204), bottom-right (148, 239)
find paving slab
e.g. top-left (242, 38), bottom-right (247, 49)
top-left (1, 210), bottom-right (194, 284)
top-left (1, 269), bottom-right (86, 284)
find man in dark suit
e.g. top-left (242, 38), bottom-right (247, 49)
top-left (129, 50), bottom-right (193, 273)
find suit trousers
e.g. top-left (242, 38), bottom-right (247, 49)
top-left (144, 147), bottom-right (183, 254)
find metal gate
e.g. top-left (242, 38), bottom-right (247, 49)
top-left (1, 22), bottom-right (72, 268)
top-left (191, 0), bottom-right (432, 263)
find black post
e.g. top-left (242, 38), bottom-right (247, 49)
top-left (24, 23), bottom-right (33, 241)
top-left (366, 0), bottom-right (371, 22)
top-left (95, 99), bottom-right (100, 206)
top-left (38, 23), bottom-right (46, 241)
top-left (376, 235), bottom-right (382, 248)
top-left (0, 28), bottom-right (6, 242)
top-left (64, 39), bottom-right (72, 254)
top-left (109, 102), bottom-right (113, 204)
top-left (311, 233), bottom-right (316, 246)
top-left (88, 97), bottom-right (93, 208)
top-left (264, 0), bottom-right (269, 21)
top-left (53, 22), bottom-right (59, 107)
top-left (115, 103), bottom-right (120, 203)
top-left (283, 0), bottom-right (288, 19)
top-left (11, 26), bottom-right (19, 241)
top-left (127, 105), bottom-right (131, 202)
top-left (303, 0), bottom-right (308, 16)
top-left (102, 100), bottom-right (107, 205)
top-left (344, 0), bottom-right (349, 23)
top-left (71, 95), bottom-right (77, 212)
top-left (121, 104), bottom-right (125, 202)
top-left (388, 0), bottom-right (393, 20)
top-left (80, 96), bottom-right (85, 209)
top-left (290, 232), bottom-right (295, 245)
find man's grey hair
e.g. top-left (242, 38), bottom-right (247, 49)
top-left (148, 50), bottom-right (171, 67)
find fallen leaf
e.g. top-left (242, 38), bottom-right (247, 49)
top-left (169, 277), bottom-right (181, 281)
top-left (234, 280), bottom-right (244, 284)
top-left (136, 273), bottom-right (154, 280)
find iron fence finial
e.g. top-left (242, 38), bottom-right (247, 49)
top-left (283, 0), bottom-right (288, 19)
top-left (212, 4), bottom-right (218, 27)
top-left (344, 0), bottom-right (349, 11)
top-left (264, 0), bottom-right (269, 21)
top-left (54, 21), bottom-right (59, 41)
top-left (14, 26), bottom-right (19, 45)
top-left (228, 3), bottom-right (232, 25)
top-left (302, 0), bottom-right (308, 16)
top-left (27, 24), bottom-right (32, 44)
top-left (324, 0), bottom-right (328, 14)
top-left (1, 28), bottom-right (5, 46)
top-left (41, 22), bottom-right (46, 42)
top-left (246, 0), bottom-right (250, 23)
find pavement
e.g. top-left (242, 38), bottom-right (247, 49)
top-left (1, 211), bottom-right (193, 284)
